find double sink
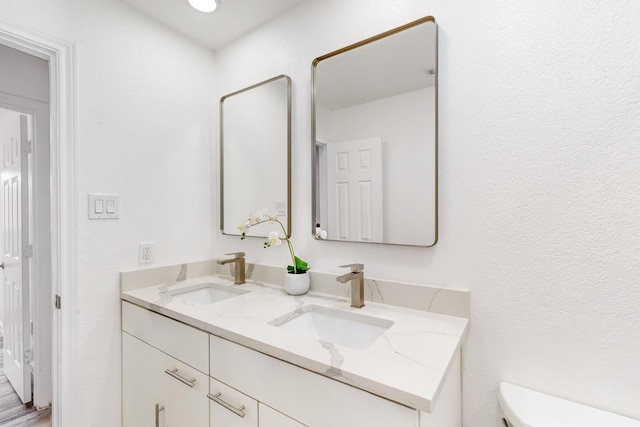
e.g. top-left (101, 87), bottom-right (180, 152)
top-left (167, 282), bottom-right (393, 350)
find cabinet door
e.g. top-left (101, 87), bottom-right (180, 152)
top-left (209, 378), bottom-right (257, 427)
top-left (123, 332), bottom-right (209, 427)
top-left (123, 332), bottom-right (167, 427)
top-left (163, 353), bottom-right (209, 426)
top-left (259, 404), bottom-right (306, 427)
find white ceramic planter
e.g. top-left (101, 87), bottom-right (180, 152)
top-left (283, 271), bottom-right (310, 295)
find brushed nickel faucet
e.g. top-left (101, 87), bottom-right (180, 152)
top-left (336, 263), bottom-right (365, 308)
top-left (218, 252), bottom-right (245, 285)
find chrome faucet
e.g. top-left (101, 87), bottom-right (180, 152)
top-left (217, 252), bottom-right (245, 285)
top-left (336, 263), bottom-right (365, 308)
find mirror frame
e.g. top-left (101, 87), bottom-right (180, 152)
top-left (220, 74), bottom-right (292, 238)
top-left (311, 16), bottom-right (438, 247)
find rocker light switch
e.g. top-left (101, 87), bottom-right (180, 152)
top-left (94, 199), bottom-right (104, 214)
top-left (88, 194), bottom-right (119, 219)
top-left (105, 199), bottom-right (115, 214)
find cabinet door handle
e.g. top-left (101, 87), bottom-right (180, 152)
top-left (155, 403), bottom-right (164, 427)
top-left (207, 392), bottom-right (246, 418)
top-left (164, 368), bottom-right (196, 388)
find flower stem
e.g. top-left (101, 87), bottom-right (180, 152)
top-left (246, 217), bottom-right (297, 273)
top-left (275, 219), bottom-right (297, 273)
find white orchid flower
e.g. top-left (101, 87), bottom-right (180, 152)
top-left (265, 231), bottom-right (282, 247)
top-left (239, 209), bottom-right (308, 274)
top-left (251, 208), bottom-right (270, 221)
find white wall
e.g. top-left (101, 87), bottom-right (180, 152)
top-left (216, 1), bottom-right (640, 426)
top-left (0, 1), bottom-right (216, 426)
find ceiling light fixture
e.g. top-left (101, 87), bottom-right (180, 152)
top-left (188, 0), bottom-right (220, 13)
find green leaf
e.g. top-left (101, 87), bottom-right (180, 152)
top-left (296, 256), bottom-right (308, 269)
top-left (287, 256), bottom-right (308, 273)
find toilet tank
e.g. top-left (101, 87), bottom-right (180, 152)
top-left (498, 382), bottom-right (640, 427)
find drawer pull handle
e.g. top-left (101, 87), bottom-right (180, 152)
top-left (155, 403), bottom-right (164, 427)
top-left (164, 368), bottom-right (196, 388)
top-left (207, 392), bottom-right (246, 418)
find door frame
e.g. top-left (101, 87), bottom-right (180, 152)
top-left (0, 17), bottom-right (77, 427)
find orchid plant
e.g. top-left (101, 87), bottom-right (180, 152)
top-left (239, 211), bottom-right (309, 274)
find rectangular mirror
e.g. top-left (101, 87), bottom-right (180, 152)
top-left (312, 17), bottom-right (437, 247)
top-left (221, 75), bottom-right (291, 238)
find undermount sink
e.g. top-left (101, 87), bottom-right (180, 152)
top-left (270, 305), bottom-right (394, 350)
top-left (169, 282), bottom-right (249, 305)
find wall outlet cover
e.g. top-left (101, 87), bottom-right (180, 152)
top-left (138, 242), bottom-right (155, 265)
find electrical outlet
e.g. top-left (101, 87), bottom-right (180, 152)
top-left (274, 200), bottom-right (287, 216)
top-left (138, 242), bottom-right (155, 265)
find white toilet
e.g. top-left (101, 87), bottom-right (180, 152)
top-left (498, 382), bottom-right (640, 427)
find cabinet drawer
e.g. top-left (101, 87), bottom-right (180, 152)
top-left (210, 335), bottom-right (416, 427)
top-left (122, 301), bottom-right (209, 374)
top-left (259, 404), bottom-right (307, 427)
top-left (209, 378), bottom-right (258, 426)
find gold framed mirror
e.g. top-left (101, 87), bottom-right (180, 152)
top-left (220, 75), bottom-right (291, 238)
top-left (311, 17), bottom-right (438, 246)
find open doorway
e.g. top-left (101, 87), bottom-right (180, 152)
top-left (0, 43), bottom-right (52, 426)
top-left (0, 17), bottom-right (76, 427)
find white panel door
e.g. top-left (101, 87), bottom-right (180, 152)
top-left (1, 113), bottom-right (32, 404)
top-left (327, 137), bottom-right (383, 242)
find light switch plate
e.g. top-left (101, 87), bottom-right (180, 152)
top-left (88, 194), bottom-right (119, 219)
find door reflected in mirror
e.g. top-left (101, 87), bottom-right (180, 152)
top-left (312, 17), bottom-right (437, 247)
top-left (220, 75), bottom-right (291, 238)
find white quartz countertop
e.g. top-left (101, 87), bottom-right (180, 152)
top-left (121, 275), bottom-right (468, 412)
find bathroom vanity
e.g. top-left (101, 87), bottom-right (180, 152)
top-left (120, 261), bottom-right (468, 427)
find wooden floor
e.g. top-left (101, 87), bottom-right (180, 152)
top-left (0, 335), bottom-right (50, 426)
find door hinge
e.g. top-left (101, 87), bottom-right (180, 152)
top-left (23, 245), bottom-right (33, 258)
top-left (22, 139), bottom-right (32, 154)
top-left (55, 294), bottom-right (61, 309)
top-left (30, 320), bottom-right (33, 335)
top-left (24, 349), bottom-right (33, 364)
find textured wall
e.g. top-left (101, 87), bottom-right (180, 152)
top-left (215, 0), bottom-right (640, 426)
top-left (0, 0), bottom-right (216, 425)
top-left (2, 0), bottom-right (639, 425)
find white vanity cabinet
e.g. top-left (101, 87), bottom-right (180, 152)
top-left (122, 302), bottom-right (209, 427)
top-left (122, 301), bottom-right (461, 427)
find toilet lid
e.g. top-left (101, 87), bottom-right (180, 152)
top-left (499, 383), bottom-right (640, 427)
